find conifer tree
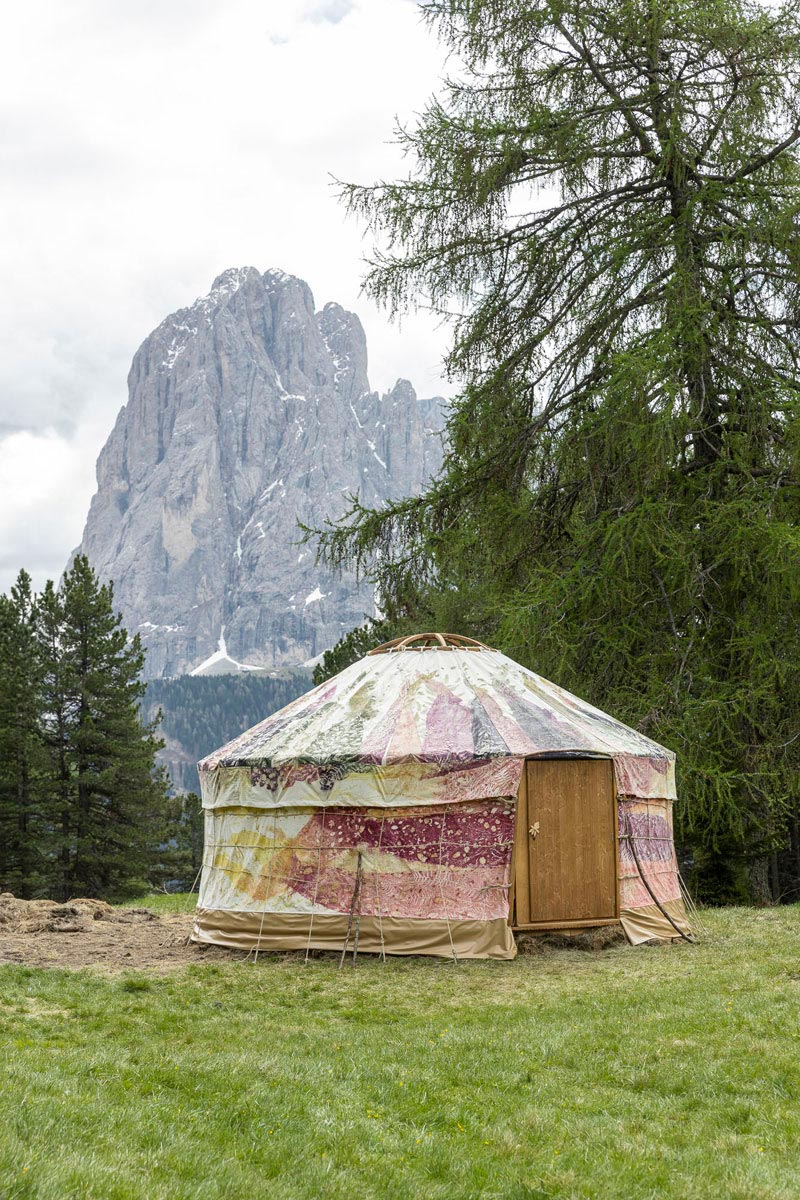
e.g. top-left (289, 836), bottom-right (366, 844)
top-left (36, 580), bottom-right (74, 898)
top-left (0, 571), bottom-right (46, 896)
top-left (38, 557), bottom-right (169, 899)
top-left (318, 0), bottom-right (800, 900)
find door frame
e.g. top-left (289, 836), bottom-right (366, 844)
top-left (509, 755), bottom-right (621, 931)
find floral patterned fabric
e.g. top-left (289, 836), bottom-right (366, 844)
top-left (200, 756), bottom-right (525, 812)
top-left (617, 798), bottom-right (682, 911)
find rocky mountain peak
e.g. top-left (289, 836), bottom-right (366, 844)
top-left (77, 268), bottom-right (446, 679)
top-left (211, 264), bottom-right (260, 291)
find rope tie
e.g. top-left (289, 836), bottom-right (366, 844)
top-left (436, 809), bottom-right (458, 965)
top-left (375, 813), bottom-right (387, 962)
top-left (252, 808), bottom-right (279, 963)
top-left (304, 808), bottom-right (325, 964)
top-left (339, 850), bottom-right (364, 968)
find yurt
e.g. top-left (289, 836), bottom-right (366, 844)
top-left (193, 633), bottom-right (692, 960)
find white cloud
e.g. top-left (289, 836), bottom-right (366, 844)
top-left (0, 424), bottom-right (102, 585)
top-left (0, 0), bottom-right (451, 592)
top-left (304, 0), bottom-right (357, 23)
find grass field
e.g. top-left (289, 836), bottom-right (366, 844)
top-left (1, 901), bottom-right (799, 1200)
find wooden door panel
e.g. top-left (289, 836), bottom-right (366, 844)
top-left (522, 758), bottom-right (616, 924)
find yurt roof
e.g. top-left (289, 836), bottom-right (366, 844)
top-left (200, 634), bottom-right (673, 771)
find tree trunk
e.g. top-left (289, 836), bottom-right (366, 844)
top-left (748, 857), bottom-right (773, 905)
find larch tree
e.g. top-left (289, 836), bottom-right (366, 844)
top-left (316, 0), bottom-right (800, 900)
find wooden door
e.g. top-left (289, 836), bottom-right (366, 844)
top-left (513, 758), bottom-right (617, 927)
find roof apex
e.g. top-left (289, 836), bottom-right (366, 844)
top-left (368, 632), bottom-right (491, 654)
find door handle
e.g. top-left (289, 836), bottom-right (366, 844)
top-left (529, 821), bottom-right (540, 839)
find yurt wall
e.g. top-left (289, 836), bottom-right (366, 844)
top-left (194, 765), bottom-right (521, 959)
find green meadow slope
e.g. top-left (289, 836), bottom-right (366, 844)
top-left (1, 904), bottom-right (798, 1200)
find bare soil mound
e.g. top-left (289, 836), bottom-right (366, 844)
top-left (0, 893), bottom-right (238, 973)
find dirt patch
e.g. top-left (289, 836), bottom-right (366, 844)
top-left (0, 894), bottom-right (630, 973)
top-left (0, 893), bottom-right (238, 974)
top-left (516, 925), bottom-right (627, 955)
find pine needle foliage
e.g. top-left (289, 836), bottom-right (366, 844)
top-left (0, 559), bottom-right (170, 901)
top-left (0, 572), bottom-right (47, 897)
top-left (48, 556), bottom-right (169, 900)
top-left (316, 0), bottom-right (800, 899)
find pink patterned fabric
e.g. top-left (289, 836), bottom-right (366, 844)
top-left (617, 799), bottom-right (682, 910)
top-left (196, 647), bottom-right (685, 942)
top-left (199, 799), bottom-right (515, 921)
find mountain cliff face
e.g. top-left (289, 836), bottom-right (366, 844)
top-left (77, 267), bottom-right (445, 679)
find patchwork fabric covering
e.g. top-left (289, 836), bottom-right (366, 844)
top-left (617, 798), bottom-right (690, 943)
top-left (194, 643), bottom-right (690, 956)
top-left (198, 798), bottom-right (517, 959)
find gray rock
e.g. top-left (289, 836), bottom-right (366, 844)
top-left (75, 267), bottom-right (446, 678)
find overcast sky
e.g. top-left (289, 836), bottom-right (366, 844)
top-left (0, 0), bottom-right (451, 593)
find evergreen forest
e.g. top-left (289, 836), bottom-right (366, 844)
top-left (146, 672), bottom-right (310, 794)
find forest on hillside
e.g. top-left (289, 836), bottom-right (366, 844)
top-left (146, 672), bottom-right (311, 793)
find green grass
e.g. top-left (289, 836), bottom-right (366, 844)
top-left (1, 907), bottom-right (799, 1200)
